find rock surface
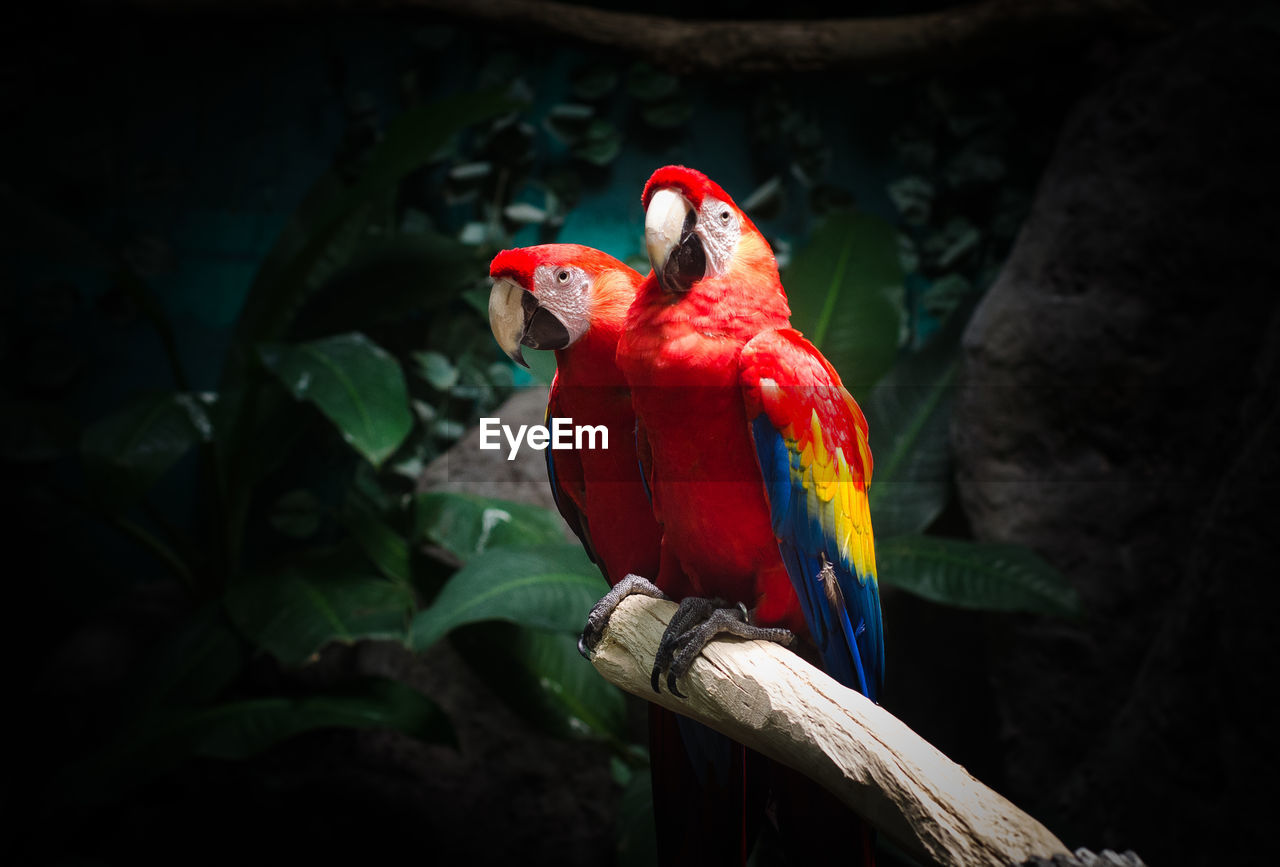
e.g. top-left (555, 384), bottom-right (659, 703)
top-left (417, 385), bottom-right (559, 512)
top-left (952, 16), bottom-right (1280, 865)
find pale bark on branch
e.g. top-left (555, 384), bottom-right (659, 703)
top-left (134, 0), bottom-right (1163, 74)
top-left (588, 593), bottom-right (1071, 867)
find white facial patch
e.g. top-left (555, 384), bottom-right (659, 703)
top-left (533, 263), bottom-right (592, 345)
top-left (697, 195), bottom-right (741, 279)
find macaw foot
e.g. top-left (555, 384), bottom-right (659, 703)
top-left (651, 598), bottom-right (795, 699)
top-left (578, 574), bottom-right (668, 659)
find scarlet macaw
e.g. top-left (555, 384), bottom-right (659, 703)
top-left (586, 165), bottom-right (883, 862)
top-left (581, 166), bottom-right (884, 700)
top-left (490, 244), bottom-right (765, 865)
top-left (487, 244), bottom-right (662, 585)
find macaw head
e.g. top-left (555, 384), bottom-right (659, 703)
top-left (488, 244), bottom-right (636, 368)
top-left (642, 165), bottom-right (776, 296)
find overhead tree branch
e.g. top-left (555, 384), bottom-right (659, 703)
top-left (587, 593), bottom-right (1073, 867)
top-left (131, 0), bottom-right (1163, 75)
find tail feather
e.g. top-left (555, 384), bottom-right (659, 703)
top-left (764, 761), bottom-right (876, 866)
top-left (649, 705), bottom-right (765, 867)
top-left (650, 706), bottom-right (876, 865)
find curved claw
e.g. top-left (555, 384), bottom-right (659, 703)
top-left (580, 574), bottom-right (667, 663)
top-left (651, 597), bottom-right (716, 694)
top-left (655, 599), bottom-right (797, 697)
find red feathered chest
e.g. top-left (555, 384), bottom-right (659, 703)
top-left (617, 280), bottom-right (806, 631)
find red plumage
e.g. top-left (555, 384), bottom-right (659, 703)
top-left (619, 169), bottom-right (807, 634)
top-left (619, 166), bottom-right (881, 866)
top-left (488, 244), bottom-right (661, 585)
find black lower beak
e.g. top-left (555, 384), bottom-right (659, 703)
top-left (521, 291), bottom-right (572, 351)
top-left (661, 230), bottom-right (706, 294)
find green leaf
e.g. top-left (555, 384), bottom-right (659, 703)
top-left (864, 295), bottom-right (975, 536)
top-left (617, 760), bottom-right (658, 867)
top-left (258, 333), bottom-right (412, 468)
top-left (572, 120), bottom-right (622, 166)
top-left (81, 391), bottom-right (216, 507)
top-left (545, 103), bottom-right (595, 144)
top-left (409, 544), bottom-right (606, 650)
top-left (225, 564), bottom-right (414, 666)
top-left (231, 90), bottom-right (518, 354)
top-left (65, 679), bottom-right (453, 803)
top-left (126, 605), bottom-right (244, 711)
top-left (188, 679), bottom-right (455, 759)
top-left (414, 491), bottom-right (568, 563)
top-left (341, 500), bottom-right (411, 586)
top-left (877, 535), bottom-right (1082, 617)
top-left (921, 216), bottom-right (981, 271)
top-left (461, 288), bottom-right (490, 318)
top-left (570, 64), bottom-right (619, 101)
top-left (864, 333), bottom-right (959, 537)
top-left (414, 350), bottom-right (459, 391)
top-left (295, 230), bottom-right (481, 335)
top-left (921, 273), bottom-right (973, 321)
top-left (505, 626), bottom-right (627, 741)
top-left (783, 210), bottom-right (903, 398)
top-left (452, 622), bottom-right (627, 742)
top-left (886, 175), bottom-right (935, 226)
top-left (627, 62), bottom-right (678, 101)
top-left (641, 95), bottom-right (693, 128)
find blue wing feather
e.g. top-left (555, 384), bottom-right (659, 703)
top-left (754, 412), bottom-right (882, 700)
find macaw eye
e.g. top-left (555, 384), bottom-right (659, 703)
top-left (557, 269), bottom-right (570, 283)
top-left (719, 210), bottom-right (731, 224)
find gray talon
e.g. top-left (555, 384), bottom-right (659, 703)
top-left (580, 574), bottom-right (666, 660)
top-left (652, 598), bottom-right (795, 696)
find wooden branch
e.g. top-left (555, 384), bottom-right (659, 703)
top-left (588, 594), bottom-right (1071, 867)
top-left (127, 0), bottom-right (1163, 75)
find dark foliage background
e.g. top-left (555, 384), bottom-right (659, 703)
top-left (4, 1), bottom-right (1278, 865)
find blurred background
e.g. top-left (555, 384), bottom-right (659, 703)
top-left (5, 1), bottom-right (1278, 865)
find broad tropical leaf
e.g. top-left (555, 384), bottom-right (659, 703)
top-left (862, 321), bottom-right (964, 537)
top-left (66, 679), bottom-right (453, 803)
top-left (187, 679), bottom-right (455, 759)
top-left (877, 535), bottom-right (1081, 617)
top-left (414, 491), bottom-right (568, 563)
top-left (81, 391), bottom-right (216, 507)
top-left (233, 89), bottom-right (519, 349)
top-left (225, 563), bottom-right (414, 666)
top-left (783, 210), bottom-right (904, 399)
top-left (258, 332), bottom-right (412, 467)
top-left (409, 544), bottom-right (604, 650)
top-left (458, 625), bottom-right (627, 742)
top-left (341, 499), bottom-right (411, 587)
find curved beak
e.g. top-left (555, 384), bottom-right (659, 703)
top-left (645, 187), bottom-right (705, 294)
top-left (488, 277), bottom-right (573, 369)
top-left (488, 277), bottom-right (530, 368)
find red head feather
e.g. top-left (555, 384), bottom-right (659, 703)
top-left (641, 165), bottom-right (737, 211)
top-left (641, 165), bottom-right (770, 251)
top-left (490, 243), bottom-right (631, 290)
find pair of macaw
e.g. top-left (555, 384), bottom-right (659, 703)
top-left (488, 165), bottom-right (882, 865)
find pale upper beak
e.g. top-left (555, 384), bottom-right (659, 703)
top-left (488, 276), bottom-right (576, 368)
top-left (645, 187), bottom-right (704, 294)
top-left (488, 277), bottom-right (530, 368)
